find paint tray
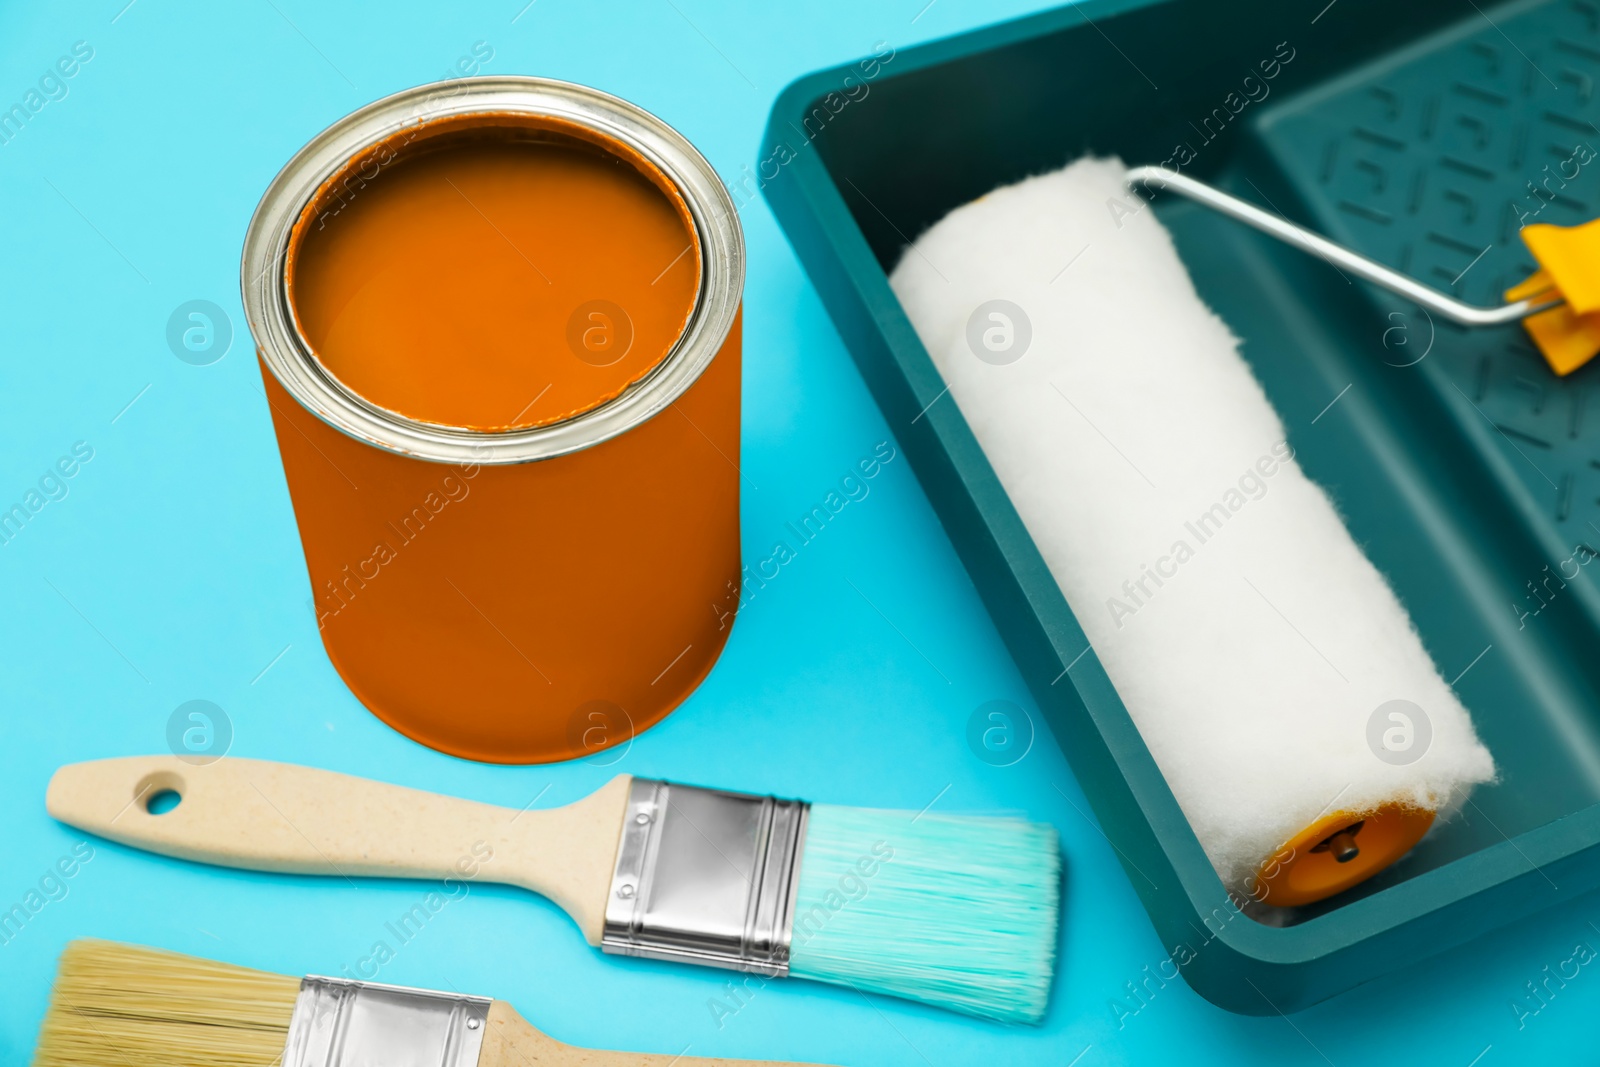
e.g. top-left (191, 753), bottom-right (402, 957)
top-left (760, 0), bottom-right (1600, 1014)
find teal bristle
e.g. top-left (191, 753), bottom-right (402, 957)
top-left (786, 803), bottom-right (1061, 1024)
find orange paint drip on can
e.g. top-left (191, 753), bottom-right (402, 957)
top-left (241, 79), bottom-right (744, 763)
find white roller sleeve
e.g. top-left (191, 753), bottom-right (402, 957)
top-left (888, 157), bottom-right (1495, 892)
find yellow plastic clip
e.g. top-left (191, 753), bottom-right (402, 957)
top-left (1509, 219), bottom-right (1600, 376)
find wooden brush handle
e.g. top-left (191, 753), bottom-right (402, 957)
top-left (483, 1001), bottom-right (843, 1067)
top-left (46, 756), bottom-right (630, 944)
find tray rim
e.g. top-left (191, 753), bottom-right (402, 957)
top-left (758, 0), bottom-right (1600, 1013)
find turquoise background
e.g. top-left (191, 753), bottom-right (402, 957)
top-left (0, 0), bottom-right (1593, 1063)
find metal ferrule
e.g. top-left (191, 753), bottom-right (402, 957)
top-left (283, 975), bottom-right (492, 1067)
top-left (603, 777), bottom-right (810, 975)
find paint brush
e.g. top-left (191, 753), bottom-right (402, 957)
top-left (47, 756), bottom-right (1060, 1023)
top-left (32, 938), bottom-right (837, 1066)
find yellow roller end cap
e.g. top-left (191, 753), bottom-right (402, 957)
top-left (1512, 222), bottom-right (1600, 375)
top-left (1522, 220), bottom-right (1600, 314)
top-left (1521, 304), bottom-right (1600, 377)
top-left (1253, 805), bottom-right (1435, 908)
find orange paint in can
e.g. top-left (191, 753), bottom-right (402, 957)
top-left (242, 79), bottom-right (745, 763)
top-left (288, 112), bottom-right (702, 432)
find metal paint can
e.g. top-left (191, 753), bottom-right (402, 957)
top-left (241, 77), bottom-right (743, 764)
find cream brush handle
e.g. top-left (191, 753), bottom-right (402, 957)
top-left (46, 756), bottom-right (631, 944)
top-left (486, 1001), bottom-right (842, 1067)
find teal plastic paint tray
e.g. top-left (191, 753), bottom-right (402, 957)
top-left (760, 0), bottom-right (1600, 1014)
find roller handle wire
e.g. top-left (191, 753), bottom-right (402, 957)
top-left (1125, 166), bottom-right (1558, 327)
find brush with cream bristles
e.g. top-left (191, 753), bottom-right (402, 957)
top-left (33, 939), bottom-right (840, 1066)
top-left (47, 757), bottom-right (1061, 1023)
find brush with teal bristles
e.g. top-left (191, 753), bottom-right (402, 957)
top-left (48, 756), bottom-right (1063, 1023)
top-left (789, 804), bottom-right (1060, 1021)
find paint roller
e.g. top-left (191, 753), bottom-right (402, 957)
top-left (889, 157), bottom-right (1505, 906)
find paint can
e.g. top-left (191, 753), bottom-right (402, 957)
top-left (241, 77), bottom-right (743, 763)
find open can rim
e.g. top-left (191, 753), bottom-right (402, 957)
top-left (240, 76), bottom-right (744, 465)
